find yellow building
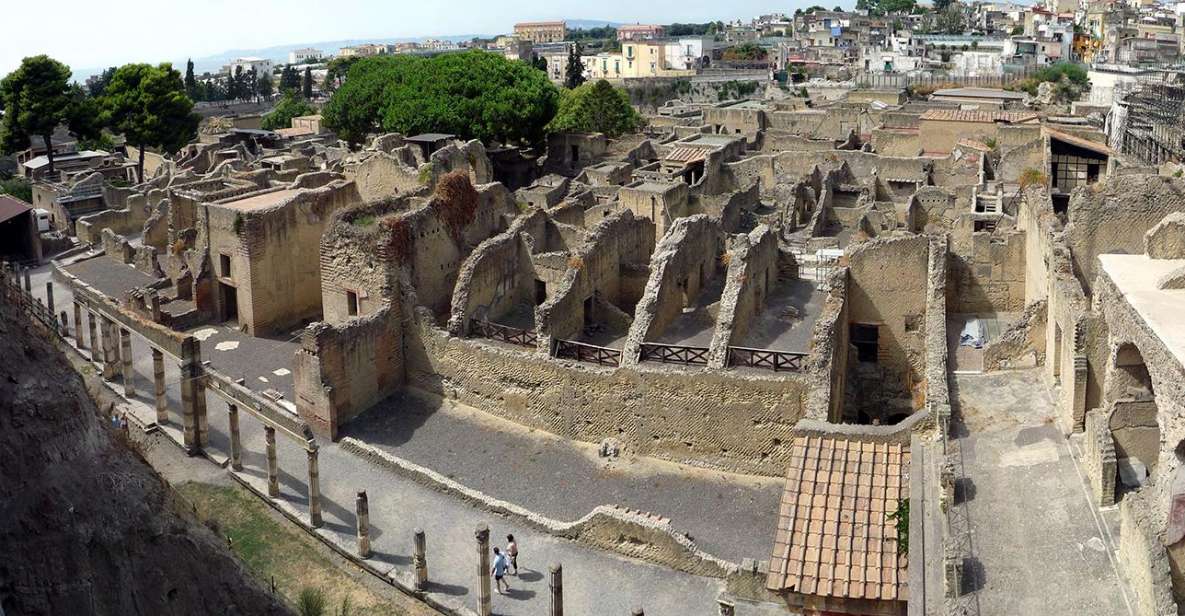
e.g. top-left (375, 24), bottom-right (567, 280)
top-left (513, 21), bottom-right (567, 43)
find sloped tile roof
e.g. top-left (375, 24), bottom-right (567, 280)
top-left (919, 109), bottom-right (1039, 123)
top-left (766, 435), bottom-right (910, 603)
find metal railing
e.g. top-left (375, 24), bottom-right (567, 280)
top-left (726, 346), bottom-right (807, 372)
top-left (552, 338), bottom-right (622, 367)
top-left (2, 265), bottom-right (62, 336)
top-left (638, 342), bottom-right (710, 367)
top-left (469, 318), bottom-right (538, 348)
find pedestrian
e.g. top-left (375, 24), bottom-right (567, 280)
top-left (491, 546), bottom-right (511, 594)
top-left (506, 534), bottom-right (519, 575)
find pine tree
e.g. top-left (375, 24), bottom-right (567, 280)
top-left (302, 67), bottom-right (314, 99)
top-left (184, 59), bottom-right (197, 99)
top-left (564, 43), bottom-right (585, 89)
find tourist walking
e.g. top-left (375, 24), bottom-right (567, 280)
top-left (506, 534), bottom-right (519, 575)
top-left (491, 546), bottom-right (511, 594)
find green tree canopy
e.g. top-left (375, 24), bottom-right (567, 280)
top-left (184, 60), bottom-right (197, 99)
top-left (100, 63), bottom-right (198, 182)
top-left (302, 67), bottom-right (314, 99)
top-left (856, 0), bottom-right (917, 15)
top-left (546, 79), bottom-right (641, 138)
top-left (0, 55), bottom-right (73, 173)
top-left (262, 93), bottom-right (316, 130)
top-left (324, 50), bottom-right (560, 148)
top-left (279, 65), bottom-right (301, 93)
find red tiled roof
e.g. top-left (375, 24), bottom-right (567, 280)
top-left (1045, 127), bottom-right (1114, 157)
top-left (919, 109), bottom-right (1039, 123)
top-left (0, 194), bottom-right (32, 225)
top-left (767, 435), bottom-right (910, 603)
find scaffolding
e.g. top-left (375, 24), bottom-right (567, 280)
top-left (1117, 69), bottom-right (1185, 165)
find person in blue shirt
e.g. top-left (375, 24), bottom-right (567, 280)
top-left (491, 546), bottom-right (511, 594)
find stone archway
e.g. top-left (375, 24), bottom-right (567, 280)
top-left (1107, 343), bottom-right (1160, 499)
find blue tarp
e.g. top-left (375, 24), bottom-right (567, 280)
top-left (959, 318), bottom-right (985, 349)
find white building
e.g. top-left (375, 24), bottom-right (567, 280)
top-left (663, 36), bottom-right (717, 70)
top-left (288, 48), bottom-right (324, 65)
top-left (224, 57), bottom-right (273, 77)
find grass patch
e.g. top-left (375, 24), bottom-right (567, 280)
top-left (177, 482), bottom-right (434, 616)
top-left (353, 215), bottom-right (376, 227)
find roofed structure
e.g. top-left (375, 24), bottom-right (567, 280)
top-left (767, 435), bottom-right (910, 612)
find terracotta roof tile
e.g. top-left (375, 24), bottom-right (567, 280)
top-left (919, 108), bottom-right (1039, 123)
top-left (766, 435), bottom-right (910, 604)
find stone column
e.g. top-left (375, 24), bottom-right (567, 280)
top-left (22, 268), bottom-right (30, 292)
top-left (265, 426), bottom-right (279, 497)
top-left (476, 523), bottom-right (491, 616)
top-left (413, 528), bottom-right (428, 591)
top-left (120, 328), bottom-right (135, 399)
top-left (73, 302), bottom-right (85, 349)
top-left (59, 311), bottom-right (68, 335)
top-left (86, 310), bottom-right (98, 358)
top-left (178, 338), bottom-right (206, 453)
top-left (45, 281), bottom-right (54, 314)
top-left (227, 403), bottom-right (243, 471)
top-left (307, 445), bottom-right (322, 528)
top-left (100, 317), bottom-right (119, 380)
top-left (356, 491), bottom-right (370, 557)
top-left (632, 608), bottom-right (645, 616)
top-left (549, 564), bottom-right (563, 616)
top-left (152, 349), bottom-right (168, 425)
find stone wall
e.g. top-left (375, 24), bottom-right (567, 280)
top-left (996, 137), bottom-right (1044, 185)
top-left (447, 209), bottom-right (550, 333)
top-left (1067, 175), bottom-right (1185, 296)
top-left (983, 299), bottom-right (1047, 371)
top-left (293, 306), bottom-right (403, 439)
top-left (404, 309), bottom-right (810, 476)
top-left (805, 270), bottom-right (850, 423)
top-left (947, 228), bottom-right (1026, 314)
top-left (206, 181), bottom-right (362, 336)
top-left (536, 210), bottom-right (656, 342)
top-left (844, 235), bottom-right (931, 420)
top-left (621, 215), bottom-right (723, 361)
top-left (707, 225), bottom-right (780, 367)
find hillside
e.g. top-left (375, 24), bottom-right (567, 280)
top-left (0, 295), bottom-right (290, 615)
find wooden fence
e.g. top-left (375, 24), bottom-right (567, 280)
top-left (552, 339), bottom-right (622, 367)
top-left (727, 346), bottom-right (808, 373)
top-left (469, 319), bottom-right (538, 348)
top-left (638, 342), bottom-right (710, 367)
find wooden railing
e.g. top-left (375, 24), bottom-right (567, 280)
top-left (727, 346), bottom-right (807, 373)
top-left (553, 338), bottom-right (622, 367)
top-left (469, 318), bottom-right (538, 348)
top-left (639, 342), bottom-right (709, 367)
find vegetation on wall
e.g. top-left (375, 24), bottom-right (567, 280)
top-left (0, 177), bottom-right (32, 203)
top-left (323, 51), bottom-right (559, 149)
top-left (382, 217), bottom-right (414, 265)
top-left (547, 80), bottom-right (642, 138)
top-left (431, 170), bottom-right (479, 244)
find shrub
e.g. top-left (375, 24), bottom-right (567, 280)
top-left (297, 587), bottom-right (326, 616)
top-left (431, 171), bottom-right (479, 244)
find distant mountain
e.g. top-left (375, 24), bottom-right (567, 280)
top-left (71, 19), bottom-right (626, 82)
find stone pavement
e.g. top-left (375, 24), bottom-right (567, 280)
top-left (344, 392), bottom-right (782, 564)
top-left (949, 369), bottom-right (1135, 616)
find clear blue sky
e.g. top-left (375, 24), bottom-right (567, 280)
top-left (2, 0), bottom-right (841, 76)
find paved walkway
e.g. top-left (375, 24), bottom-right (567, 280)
top-left (949, 369), bottom-right (1135, 616)
top-left (345, 392), bottom-right (782, 563)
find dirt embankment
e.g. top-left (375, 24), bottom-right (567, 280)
top-left (0, 297), bottom-right (290, 616)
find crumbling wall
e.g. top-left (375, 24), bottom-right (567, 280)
top-left (983, 299), bottom-right (1048, 371)
top-left (448, 209), bottom-right (549, 334)
top-left (804, 270), bottom-right (850, 422)
top-left (76, 190), bottom-right (161, 246)
top-left (1068, 175), bottom-right (1185, 295)
top-left (537, 210), bottom-right (656, 342)
top-left (621, 215), bottom-right (722, 360)
top-left (348, 151), bottom-right (425, 202)
top-left (908, 186), bottom-right (956, 232)
top-left (997, 137), bottom-right (1044, 185)
top-left (293, 305), bottom-right (404, 439)
top-left (947, 229), bottom-right (1026, 314)
top-left (318, 198), bottom-right (412, 324)
top-left (870, 129), bottom-right (922, 157)
top-left (707, 225), bottom-right (780, 367)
